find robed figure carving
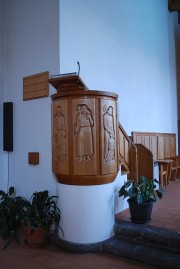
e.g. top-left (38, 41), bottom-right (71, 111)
top-left (54, 105), bottom-right (67, 163)
top-left (74, 104), bottom-right (94, 164)
top-left (103, 105), bottom-right (115, 162)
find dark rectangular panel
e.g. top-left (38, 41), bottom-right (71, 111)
top-left (3, 102), bottom-right (13, 151)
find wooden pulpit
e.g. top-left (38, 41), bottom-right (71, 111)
top-left (49, 75), bottom-right (119, 185)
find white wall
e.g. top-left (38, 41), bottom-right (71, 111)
top-left (173, 13), bottom-right (180, 154)
top-left (174, 12), bottom-right (180, 120)
top-left (60, 0), bottom-right (178, 136)
top-left (0, 0), bottom-right (8, 191)
top-left (0, 0), bottom-right (60, 197)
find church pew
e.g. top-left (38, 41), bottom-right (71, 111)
top-left (131, 131), bottom-right (180, 186)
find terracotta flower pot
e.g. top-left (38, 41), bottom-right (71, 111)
top-left (24, 226), bottom-right (48, 247)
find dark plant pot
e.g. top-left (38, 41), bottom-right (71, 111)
top-left (24, 226), bottom-right (48, 247)
top-left (128, 200), bottom-right (154, 223)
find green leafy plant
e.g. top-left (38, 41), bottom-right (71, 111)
top-left (23, 190), bottom-right (61, 237)
top-left (118, 176), bottom-right (164, 204)
top-left (0, 187), bottom-right (62, 248)
top-left (0, 187), bottom-right (28, 249)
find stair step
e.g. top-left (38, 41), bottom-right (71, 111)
top-left (101, 237), bottom-right (180, 269)
top-left (114, 220), bottom-right (180, 252)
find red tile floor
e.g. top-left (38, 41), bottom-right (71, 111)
top-left (0, 179), bottom-right (179, 269)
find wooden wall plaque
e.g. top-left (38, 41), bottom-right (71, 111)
top-left (23, 71), bottom-right (49, 100)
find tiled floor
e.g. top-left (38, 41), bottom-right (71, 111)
top-left (0, 179), bottom-right (179, 269)
top-left (0, 239), bottom-right (159, 269)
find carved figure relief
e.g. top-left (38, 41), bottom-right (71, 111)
top-left (103, 105), bottom-right (115, 162)
top-left (54, 105), bottom-right (67, 163)
top-left (74, 104), bottom-right (94, 164)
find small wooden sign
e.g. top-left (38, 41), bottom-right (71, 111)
top-left (28, 152), bottom-right (39, 165)
top-left (23, 71), bottom-right (49, 100)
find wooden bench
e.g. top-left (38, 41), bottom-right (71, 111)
top-left (131, 131), bottom-right (180, 186)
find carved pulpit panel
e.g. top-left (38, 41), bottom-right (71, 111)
top-left (72, 99), bottom-right (97, 176)
top-left (52, 100), bottom-right (68, 175)
top-left (101, 100), bottom-right (117, 175)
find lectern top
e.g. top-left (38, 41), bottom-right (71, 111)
top-left (48, 74), bottom-right (89, 91)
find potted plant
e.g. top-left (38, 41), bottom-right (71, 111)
top-left (0, 186), bottom-right (28, 249)
top-left (23, 190), bottom-right (62, 246)
top-left (118, 176), bottom-right (164, 223)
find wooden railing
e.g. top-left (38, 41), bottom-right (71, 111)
top-left (118, 123), bottom-right (138, 181)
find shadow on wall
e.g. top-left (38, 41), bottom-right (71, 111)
top-left (114, 172), bottom-right (129, 214)
top-left (175, 37), bottom-right (180, 154)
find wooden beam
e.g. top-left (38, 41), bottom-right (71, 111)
top-left (168, 0), bottom-right (180, 12)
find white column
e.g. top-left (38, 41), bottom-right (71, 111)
top-left (57, 182), bottom-right (115, 244)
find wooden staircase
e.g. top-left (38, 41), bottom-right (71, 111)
top-left (118, 124), bottom-right (157, 182)
top-left (118, 123), bottom-right (150, 181)
top-left (118, 123), bottom-right (138, 181)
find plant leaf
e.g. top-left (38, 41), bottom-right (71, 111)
top-left (8, 187), bottom-right (14, 196)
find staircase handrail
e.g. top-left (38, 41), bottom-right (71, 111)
top-left (118, 122), bottom-right (138, 181)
